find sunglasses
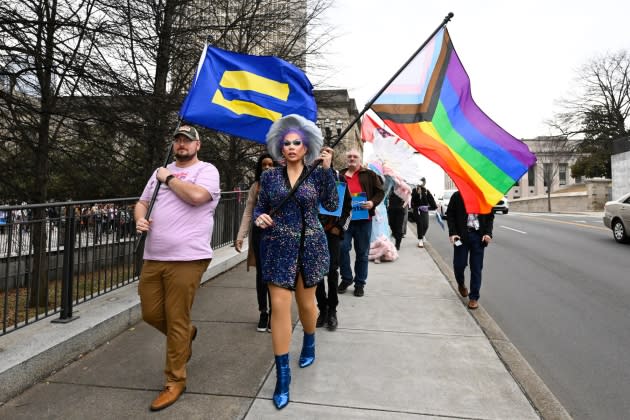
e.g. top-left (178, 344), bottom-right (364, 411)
top-left (283, 140), bottom-right (302, 147)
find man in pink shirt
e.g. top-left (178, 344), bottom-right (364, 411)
top-left (134, 125), bottom-right (220, 411)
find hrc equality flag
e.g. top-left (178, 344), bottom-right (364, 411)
top-left (371, 27), bottom-right (536, 214)
top-left (180, 46), bottom-right (317, 143)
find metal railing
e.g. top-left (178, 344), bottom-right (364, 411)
top-left (0, 191), bottom-right (246, 336)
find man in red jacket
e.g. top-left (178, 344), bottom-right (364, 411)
top-left (337, 148), bottom-right (384, 297)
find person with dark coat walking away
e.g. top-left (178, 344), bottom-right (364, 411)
top-left (410, 177), bottom-right (437, 248)
top-left (446, 190), bottom-right (494, 310)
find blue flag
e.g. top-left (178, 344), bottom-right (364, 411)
top-left (179, 46), bottom-right (317, 143)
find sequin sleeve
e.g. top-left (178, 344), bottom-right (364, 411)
top-left (317, 167), bottom-right (338, 212)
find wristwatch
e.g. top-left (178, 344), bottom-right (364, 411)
top-left (165, 175), bottom-right (175, 186)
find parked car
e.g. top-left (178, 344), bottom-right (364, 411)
top-left (437, 189), bottom-right (457, 217)
top-left (603, 192), bottom-right (630, 243)
top-left (492, 196), bottom-right (509, 214)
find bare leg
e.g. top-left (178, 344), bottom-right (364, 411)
top-left (269, 284), bottom-right (292, 355)
top-left (295, 274), bottom-right (317, 334)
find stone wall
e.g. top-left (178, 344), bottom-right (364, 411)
top-left (510, 179), bottom-right (611, 212)
top-left (611, 150), bottom-right (630, 200)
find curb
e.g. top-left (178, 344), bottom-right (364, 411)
top-left (424, 241), bottom-right (573, 420)
top-left (0, 246), bottom-right (246, 404)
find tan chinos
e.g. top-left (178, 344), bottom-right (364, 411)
top-left (138, 259), bottom-right (210, 386)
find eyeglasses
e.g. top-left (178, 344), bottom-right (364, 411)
top-left (283, 140), bottom-right (302, 147)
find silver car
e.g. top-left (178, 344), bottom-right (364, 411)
top-left (603, 192), bottom-right (630, 243)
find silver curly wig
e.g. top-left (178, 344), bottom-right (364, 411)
top-left (266, 114), bottom-right (323, 165)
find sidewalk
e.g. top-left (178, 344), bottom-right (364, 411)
top-left (0, 234), bottom-right (569, 419)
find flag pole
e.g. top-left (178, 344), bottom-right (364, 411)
top-left (134, 117), bottom-right (181, 254)
top-left (329, 12), bottom-right (454, 149)
top-left (269, 13), bottom-right (454, 216)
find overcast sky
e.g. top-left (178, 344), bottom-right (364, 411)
top-left (309, 0), bottom-right (629, 193)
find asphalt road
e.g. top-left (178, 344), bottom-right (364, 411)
top-left (424, 211), bottom-right (630, 420)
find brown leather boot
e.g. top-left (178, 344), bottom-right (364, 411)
top-left (150, 383), bottom-right (186, 411)
top-left (457, 284), bottom-right (469, 297)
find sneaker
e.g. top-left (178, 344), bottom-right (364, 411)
top-left (374, 258), bottom-right (381, 264)
top-left (338, 280), bottom-right (352, 294)
top-left (327, 312), bottom-right (338, 330)
top-left (353, 285), bottom-right (364, 297)
top-left (316, 309), bottom-right (328, 328)
top-left (257, 312), bottom-right (269, 332)
top-left (417, 239), bottom-right (424, 248)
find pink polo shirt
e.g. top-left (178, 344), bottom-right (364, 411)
top-left (140, 161), bottom-right (220, 261)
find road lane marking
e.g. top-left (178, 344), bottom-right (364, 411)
top-left (501, 225), bottom-right (527, 234)
top-left (517, 214), bottom-right (609, 232)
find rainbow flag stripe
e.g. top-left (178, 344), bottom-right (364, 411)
top-left (372, 28), bottom-right (536, 213)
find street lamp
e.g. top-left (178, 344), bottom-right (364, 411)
top-left (320, 118), bottom-right (343, 146)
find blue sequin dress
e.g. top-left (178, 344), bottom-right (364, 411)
top-left (254, 165), bottom-right (338, 290)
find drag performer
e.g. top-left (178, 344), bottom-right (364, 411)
top-left (253, 114), bottom-right (338, 409)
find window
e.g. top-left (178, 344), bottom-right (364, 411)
top-left (559, 163), bottom-right (567, 186)
top-left (528, 165), bottom-right (535, 187)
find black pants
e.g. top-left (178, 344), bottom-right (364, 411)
top-left (387, 208), bottom-right (405, 248)
top-left (252, 226), bottom-right (270, 313)
top-left (316, 230), bottom-right (340, 312)
top-left (415, 210), bottom-right (429, 240)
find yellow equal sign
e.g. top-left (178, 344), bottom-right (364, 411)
top-left (212, 70), bottom-right (289, 121)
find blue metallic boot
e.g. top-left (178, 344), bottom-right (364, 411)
top-left (298, 332), bottom-right (315, 368)
top-left (273, 353), bottom-right (290, 409)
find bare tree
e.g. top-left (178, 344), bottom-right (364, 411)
top-left (0, 0), bottom-right (109, 201)
top-left (1, 0), bottom-right (336, 201)
top-left (0, 0), bottom-right (107, 306)
top-left (547, 50), bottom-right (630, 178)
top-left (67, 0), bottom-right (335, 193)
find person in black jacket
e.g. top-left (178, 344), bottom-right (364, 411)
top-left (387, 192), bottom-right (406, 250)
top-left (316, 151), bottom-right (352, 330)
top-left (446, 190), bottom-right (494, 310)
top-left (410, 177), bottom-right (437, 248)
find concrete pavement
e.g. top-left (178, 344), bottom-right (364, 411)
top-left (0, 229), bottom-right (570, 419)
